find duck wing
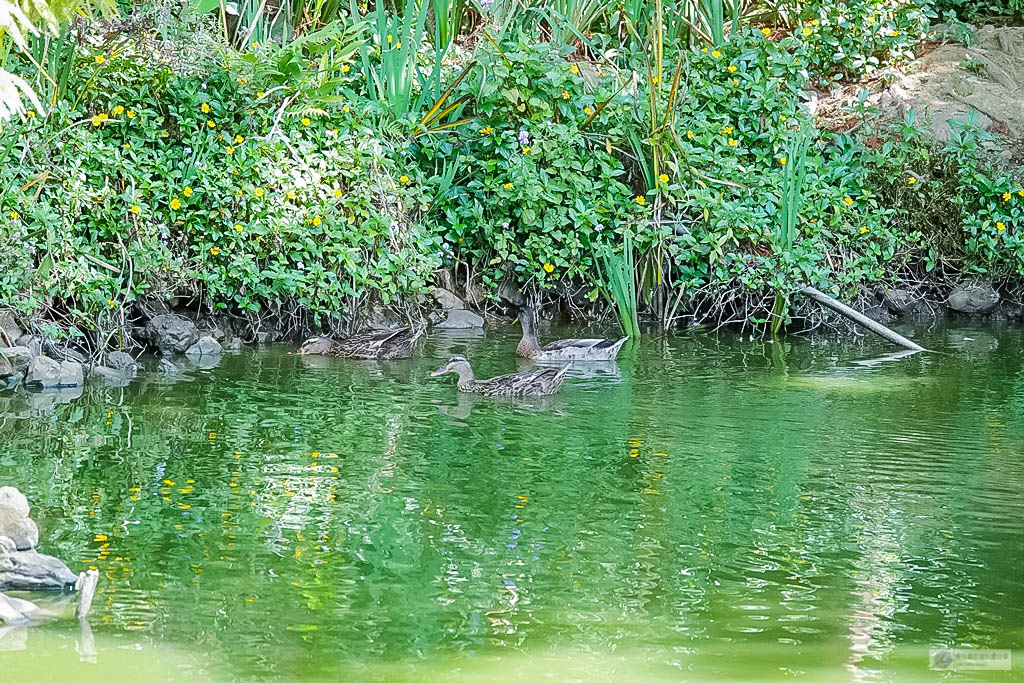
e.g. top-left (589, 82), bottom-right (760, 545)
top-left (541, 338), bottom-right (607, 352)
top-left (337, 327), bottom-right (411, 359)
top-left (480, 364), bottom-right (571, 397)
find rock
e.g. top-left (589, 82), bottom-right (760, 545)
top-left (158, 358), bottom-right (180, 375)
top-left (436, 308), bottom-right (485, 329)
top-left (947, 282), bottom-right (999, 314)
top-left (88, 365), bottom-right (130, 385)
top-left (49, 347), bottom-right (87, 364)
top-left (882, 288), bottom-right (916, 315)
top-left (0, 592), bottom-right (38, 624)
top-left (14, 334), bottom-right (42, 357)
top-left (0, 489), bottom-right (29, 519)
top-left (497, 279), bottom-right (526, 307)
top-left (0, 356), bottom-right (9, 378)
top-left (25, 357), bottom-right (83, 388)
top-left (145, 314), bottom-right (199, 353)
top-left (224, 337), bottom-right (242, 351)
top-left (105, 351), bottom-right (140, 375)
top-left (0, 489), bottom-right (36, 552)
top-left (185, 335), bottom-right (222, 357)
top-left (0, 310), bottom-right (21, 346)
top-left (0, 544), bottom-right (78, 591)
top-left (0, 347), bottom-right (32, 378)
top-left (431, 288), bottom-right (467, 311)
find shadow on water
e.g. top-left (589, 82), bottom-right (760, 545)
top-left (0, 322), bottom-right (1022, 681)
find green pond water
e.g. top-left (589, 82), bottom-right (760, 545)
top-left (1, 322), bottom-right (1022, 682)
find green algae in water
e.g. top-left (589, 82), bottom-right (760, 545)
top-left (1, 325), bottom-right (1022, 681)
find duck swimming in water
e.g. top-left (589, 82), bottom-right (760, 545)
top-left (298, 327), bottom-right (421, 360)
top-left (431, 355), bottom-right (571, 397)
top-left (516, 306), bottom-right (627, 361)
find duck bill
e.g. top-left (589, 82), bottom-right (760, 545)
top-left (430, 367), bottom-right (446, 377)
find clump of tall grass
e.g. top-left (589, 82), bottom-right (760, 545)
top-left (770, 125), bottom-right (812, 335)
top-left (599, 235), bottom-right (641, 338)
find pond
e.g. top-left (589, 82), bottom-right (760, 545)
top-left (1, 321), bottom-right (1022, 682)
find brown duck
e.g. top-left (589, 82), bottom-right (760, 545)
top-left (516, 306), bottom-right (627, 361)
top-left (298, 327), bottom-right (421, 360)
top-left (431, 355), bottom-right (571, 397)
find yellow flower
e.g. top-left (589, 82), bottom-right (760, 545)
top-left (711, 50), bottom-right (721, 58)
top-left (130, 204), bottom-right (140, 214)
top-left (860, 226), bottom-right (869, 234)
top-left (207, 120), bottom-right (216, 128)
top-left (26, 110), bottom-right (35, 118)
top-left (331, 128), bottom-right (339, 135)
top-left (94, 55), bottom-right (106, 65)
top-left (342, 106), bottom-right (351, 113)
top-left (123, 143), bottom-right (131, 150)
top-left (686, 129), bottom-right (694, 139)
top-left (1018, 189), bottom-right (1024, 197)
top-left (658, 173), bottom-right (669, 184)
top-left (779, 156), bottom-right (787, 165)
top-left (387, 34), bottom-right (393, 43)
top-left (907, 176), bottom-right (917, 185)
top-left (234, 223), bottom-right (244, 232)
top-left (503, 182), bottom-right (514, 189)
top-left (480, 126), bottom-right (493, 134)
top-left (91, 112), bottom-right (108, 126)
top-left (996, 221), bottom-right (1006, 231)
top-left (721, 126), bottom-right (733, 135)
top-left (170, 198), bottom-right (182, 210)
top-left (342, 65), bottom-right (351, 74)
top-left (112, 105), bottom-right (124, 116)
top-left (235, 189), bottom-right (243, 197)
top-left (255, 187), bottom-right (264, 197)
top-left (732, 78), bottom-right (739, 87)
top-left (843, 196), bottom-right (853, 206)
top-left (761, 27), bottom-right (772, 36)
top-left (728, 65), bottom-right (737, 73)
top-left (238, 77), bottom-right (248, 85)
top-left (234, 134), bottom-right (243, 144)
top-left (522, 146), bottom-right (531, 154)
top-left (252, 42), bottom-right (260, 48)
top-left (108, 299), bottom-right (115, 308)
top-left (287, 191), bottom-right (297, 200)
top-left (780, 114), bottom-right (787, 122)
top-left (542, 262), bottom-right (555, 273)
top-left (183, 186), bottom-right (193, 197)
top-left (225, 146), bottom-right (235, 155)
top-left (652, 76), bottom-right (659, 84)
top-left (399, 175), bottom-right (410, 184)
top-left (728, 138), bottom-right (738, 146)
top-left (210, 246), bottom-right (220, 255)
top-left (301, 117), bottom-right (311, 126)
top-left (201, 102), bottom-right (211, 113)
top-left (635, 195), bottom-right (646, 206)
top-left (571, 64), bottom-right (580, 74)
top-left (1001, 191), bottom-right (1011, 202)
top-left (802, 27), bottom-right (812, 35)
top-left (9, 210), bottom-right (18, 220)
top-left (333, 188), bottom-right (342, 198)
top-left (891, 30), bottom-right (899, 37)
top-left (561, 90), bottom-right (570, 100)
top-left (257, 91), bottom-right (265, 98)
top-left (583, 107), bottom-right (592, 115)
top-left (312, 216), bottom-right (322, 226)
top-left (127, 109), bottom-right (135, 118)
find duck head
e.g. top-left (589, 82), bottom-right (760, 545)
top-left (431, 355), bottom-right (475, 380)
top-left (298, 337), bottom-right (333, 355)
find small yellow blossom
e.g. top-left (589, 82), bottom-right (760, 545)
top-left (201, 102), bottom-right (211, 113)
top-left (635, 195), bottom-right (646, 206)
top-left (843, 196), bottom-right (853, 206)
top-left (225, 146), bottom-right (235, 155)
top-left (997, 221), bottom-right (1006, 231)
top-left (130, 204), bottom-right (140, 214)
top-left (387, 34), bottom-right (393, 43)
top-left (891, 30), bottom-right (899, 37)
top-left (522, 146), bottom-right (531, 154)
top-left (571, 64), bottom-right (579, 74)
top-left (342, 65), bottom-right (351, 73)
top-left (583, 107), bottom-right (592, 115)
top-left (480, 126), bottom-right (493, 134)
top-left (234, 134), bottom-right (243, 144)
top-left (312, 216), bottom-right (322, 226)
top-left (728, 138), bottom-right (738, 146)
top-left (860, 226), bottom-right (869, 234)
top-left (257, 91), bottom-right (265, 98)
top-left (779, 156), bottom-right (787, 165)
top-left (287, 191), bottom-right (297, 200)
top-left (343, 106), bottom-right (350, 113)
top-left (543, 262), bottom-right (554, 273)
top-left (123, 143), bottom-right (131, 150)
top-left (91, 112), bottom-right (108, 126)
top-left (234, 224), bottom-right (244, 232)
top-left (26, 110), bottom-right (35, 118)
top-left (658, 173), bottom-right (669, 184)
top-left (503, 182), bottom-right (514, 190)
top-left (207, 120), bottom-right (216, 128)
top-left (732, 78), bottom-right (739, 87)
top-left (95, 55), bottom-right (106, 65)
top-left (209, 247), bottom-right (220, 256)
top-left (561, 89), bottom-right (570, 100)
top-left (399, 175), bottom-right (411, 184)
top-left (183, 186), bottom-right (193, 198)
top-left (761, 27), bottom-right (772, 36)
top-left (108, 299), bottom-right (116, 308)
top-left (803, 27), bottom-right (812, 35)
top-left (112, 105), bottom-right (125, 116)
top-left (1001, 191), bottom-right (1011, 202)
top-left (728, 65), bottom-right (738, 73)
top-left (255, 187), bottom-right (265, 197)
top-left (301, 117), bottom-right (311, 126)
top-left (686, 129), bottom-right (695, 139)
top-left (333, 188), bottom-right (342, 198)
top-left (238, 77), bottom-right (248, 85)
top-left (9, 210), bottom-right (18, 220)
top-left (907, 176), bottom-right (917, 185)
top-left (711, 50), bottom-right (721, 58)
top-left (127, 109), bottom-right (135, 118)
top-left (170, 198), bottom-right (182, 210)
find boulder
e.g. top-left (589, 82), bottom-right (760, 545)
top-left (15, 334), bottom-right (42, 357)
top-left (88, 365), bottom-right (130, 385)
top-left (158, 358), bottom-right (180, 375)
top-left (947, 282), bottom-right (999, 314)
top-left (105, 351), bottom-right (140, 375)
top-left (436, 309), bottom-right (485, 329)
top-left (145, 314), bottom-right (199, 353)
top-left (882, 288), bottom-right (916, 315)
top-left (0, 488), bottom-right (29, 519)
top-left (185, 335), bottom-right (222, 357)
top-left (0, 488), bottom-right (37, 551)
top-left (25, 356), bottom-right (83, 388)
top-left (431, 288), bottom-right (467, 311)
top-left (49, 347), bottom-right (87, 364)
top-left (0, 347), bottom-right (32, 378)
top-left (0, 310), bottom-right (21, 346)
top-left (0, 592), bottom-right (38, 624)
top-left (0, 541), bottom-right (78, 591)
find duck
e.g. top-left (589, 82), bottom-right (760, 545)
top-left (431, 355), bottom-right (571, 397)
top-left (298, 327), bottom-right (421, 360)
top-left (516, 306), bottom-right (627, 361)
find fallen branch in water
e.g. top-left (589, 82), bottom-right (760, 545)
top-left (800, 286), bottom-right (926, 352)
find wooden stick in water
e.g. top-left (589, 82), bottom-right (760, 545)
top-left (800, 286), bottom-right (926, 352)
top-left (75, 570), bottom-right (99, 620)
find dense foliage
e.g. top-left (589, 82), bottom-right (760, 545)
top-left (1, 0), bottom-right (1022, 342)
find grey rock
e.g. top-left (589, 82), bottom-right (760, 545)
top-left (0, 544), bottom-right (78, 591)
top-left (436, 308), bottom-right (485, 329)
top-left (0, 347), bottom-right (32, 377)
top-left (26, 386), bottom-right (82, 413)
top-left (947, 282), bottom-right (999, 314)
top-left (14, 335), bottom-right (42, 357)
top-left (0, 489), bottom-right (29, 519)
top-left (0, 517), bottom-right (37, 552)
top-left (497, 279), bottom-right (526, 307)
top-left (882, 288), bottom-right (916, 314)
top-left (223, 337), bottom-right (242, 351)
top-left (0, 310), bottom-right (21, 346)
top-left (25, 357), bottom-right (83, 388)
top-left (0, 356), bottom-right (9, 378)
top-left (158, 358), bottom-right (180, 375)
top-left (105, 351), bottom-right (140, 375)
top-left (431, 288), bottom-right (467, 311)
top-left (88, 365), bottom-right (130, 385)
top-left (0, 592), bottom-right (38, 624)
top-left (145, 314), bottom-right (199, 353)
top-left (185, 335), bottom-right (222, 357)
top-left (49, 347), bottom-right (86, 364)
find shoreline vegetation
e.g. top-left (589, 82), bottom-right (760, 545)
top-left (1, 0), bottom-right (1023, 364)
